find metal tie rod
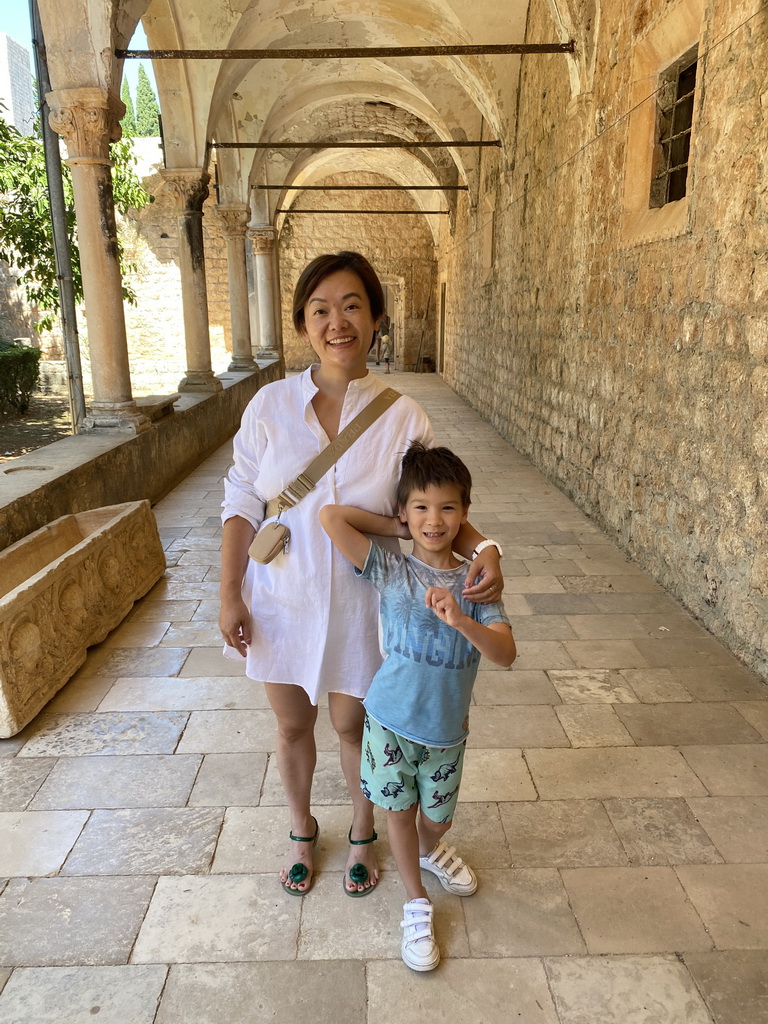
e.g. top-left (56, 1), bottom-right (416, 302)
top-left (118, 42), bottom-right (574, 60)
top-left (275, 209), bottom-right (450, 214)
top-left (214, 140), bottom-right (500, 149)
top-left (254, 184), bottom-right (468, 190)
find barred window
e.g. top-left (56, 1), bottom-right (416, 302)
top-left (649, 47), bottom-right (698, 208)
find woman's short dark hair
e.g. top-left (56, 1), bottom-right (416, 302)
top-left (292, 251), bottom-right (385, 334)
top-left (396, 442), bottom-right (472, 510)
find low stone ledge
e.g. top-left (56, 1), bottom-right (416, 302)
top-left (0, 360), bottom-right (283, 552)
top-left (136, 393), bottom-right (182, 421)
top-left (0, 500), bottom-right (166, 737)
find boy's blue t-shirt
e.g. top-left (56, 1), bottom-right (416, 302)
top-left (357, 541), bottom-right (510, 747)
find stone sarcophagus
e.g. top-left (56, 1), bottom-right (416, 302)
top-left (0, 500), bottom-right (166, 737)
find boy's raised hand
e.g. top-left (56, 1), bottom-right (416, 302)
top-left (425, 586), bottom-right (464, 628)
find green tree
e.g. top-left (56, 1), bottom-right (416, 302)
top-left (0, 108), bottom-right (153, 331)
top-left (135, 64), bottom-right (160, 137)
top-left (120, 78), bottom-right (136, 136)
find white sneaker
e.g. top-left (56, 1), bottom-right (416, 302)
top-left (419, 841), bottom-right (477, 896)
top-left (400, 898), bottom-right (440, 972)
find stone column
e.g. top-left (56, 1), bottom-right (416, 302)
top-left (47, 88), bottom-right (148, 432)
top-left (217, 205), bottom-right (256, 371)
top-left (161, 169), bottom-right (222, 392)
top-left (248, 227), bottom-right (280, 359)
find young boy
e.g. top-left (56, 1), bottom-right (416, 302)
top-left (320, 442), bottom-right (516, 972)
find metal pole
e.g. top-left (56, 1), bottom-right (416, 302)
top-left (118, 42), bottom-right (574, 60)
top-left (28, 0), bottom-right (87, 431)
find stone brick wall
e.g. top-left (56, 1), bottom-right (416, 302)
top-left (0, 262), bottom-right (37, 345)
top-left (278, 172), bottom-right (437, 371)
top-left (121, 169), bottom-right (233, 392)
top-left (438, 0), bottom-right (768, 679)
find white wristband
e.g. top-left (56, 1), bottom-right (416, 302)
top-left (472, 539), bottom-right (503, 560)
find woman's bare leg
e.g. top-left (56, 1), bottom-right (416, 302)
top-left (328, 692), bottom-right (379, 893)
top-left (265, 681), bottom-right (319, 892)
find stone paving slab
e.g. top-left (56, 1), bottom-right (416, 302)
top-left (0, 757), bottom-right (57, 811)
top-left (675, 864), bottom-right (768, 948)
top-left (131, 874), bottom-right (301, 963)
top-left (0, 876), bottom-right (156, 966)
top-left (679, 744), bottom-right (768, 795)
top-left (16, 713), bottom-right (189, 758)
top-left (614, 703), bottom-right (764, 745)
top-left (603, 797), bottom-right (723, 865)
top-left (458, 748), bottom-right (538, 801)
top-left (0, 810), bottom-right (88, 876)
top-left (88, 648), bottom-right (192, 678)
top-left (175, 710), bottom-right (278, 753)
top-left (674, 667), bottom-right (768, 701)
top-left (472, 668), bottom-right (560, 704)
top-left (367, 958), bottom-right (560, 1024)
top-left (43, 677), bottom-right (117, 714)
top-left (683, 950), bottom-right (768, 1024)
top-left (555, 704), bottom-right (636, 746)
top-left (526, 747), bottom-right (708, 799)
top-left (617, 668), bottom-right (694, 703)
top-left (98, 676), bottom-right (270, 711)
top-left (686, 796), bottom-right (768, 862)
top-left (548, 668), bottom-right (639, 703)
top-left (0, 965), bottom-right (167, 1024)
top-left (561, 866), bottom-right (713, 953)
top-left (462, 868), bottom-right (587, 956)
top-left (156, 962), bottom-right (366, 1024)
top-left (467, 704), bottom-right (569, 747)
top-left (545, 954), bottom-right (713, 1024)
top-left (29, 754), bottom-right (201, 809)
top-left (61, 807), bottom-right (223, 875)
top-left (188, 752), bottom-right (268, 806)
top-left (498, 800), bottom-right (628, 867)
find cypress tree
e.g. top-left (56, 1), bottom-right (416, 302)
top-left (135, 64), bottom-right (160, 137)
top-left (120, 79), bottom-right (136, 136)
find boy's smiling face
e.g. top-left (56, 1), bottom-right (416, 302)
top-left (399, 483), bottom-right (468, 563)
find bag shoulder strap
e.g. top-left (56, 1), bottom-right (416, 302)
top-left (265, 387), bottom-right (401, 517)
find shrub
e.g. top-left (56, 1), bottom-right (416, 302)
top-left (0, 341), bottom-right (41, 414)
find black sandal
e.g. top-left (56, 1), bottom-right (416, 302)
top-left (343, 826), bottom-right (378, 897)
top-left (281, 816), bottom-right (319, 895)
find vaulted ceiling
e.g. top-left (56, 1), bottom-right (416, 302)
top-left (38, 0), bottom-right (594, 221)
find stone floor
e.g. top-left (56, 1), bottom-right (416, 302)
top-left (2, 370), bottom-right (768, 1024)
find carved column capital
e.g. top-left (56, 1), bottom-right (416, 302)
top-left (160, 169), bottom-right (210, 212)
top-left (217, 204), bottom-right (250, 238)
top-left (46, 88), bottom-right (125, 163)
top-left (248, 227), bottom-right (275, 255)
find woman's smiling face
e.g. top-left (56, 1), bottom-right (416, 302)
top-left (301, 269), bottom-right (380, 373)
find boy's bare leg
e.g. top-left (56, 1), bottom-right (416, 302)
top-left (328, 692), bottom-right (379, 893)
top-left (264, 682), bottom-right (319, 891)
top-left (417, 810), bottom-right (452, 858)
top-left (388, 805), bottom-right (430, 901)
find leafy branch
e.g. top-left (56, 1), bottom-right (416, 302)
top-left (0, 108), bottom-right (154, 332)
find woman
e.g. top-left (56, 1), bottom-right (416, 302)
top-left (219, 251), bottom-right (503, 897)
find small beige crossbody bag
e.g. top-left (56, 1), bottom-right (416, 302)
top-left (248, 387), bottom-right (402, 564)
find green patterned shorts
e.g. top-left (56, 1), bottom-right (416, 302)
top-left (360, 712), bottom-right (466, 823)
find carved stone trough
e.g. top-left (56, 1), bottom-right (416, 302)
top-left (0, 500), bottom-right (166, 737)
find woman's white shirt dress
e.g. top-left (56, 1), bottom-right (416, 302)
top-left (221, 367), bottom-right (435, 704)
